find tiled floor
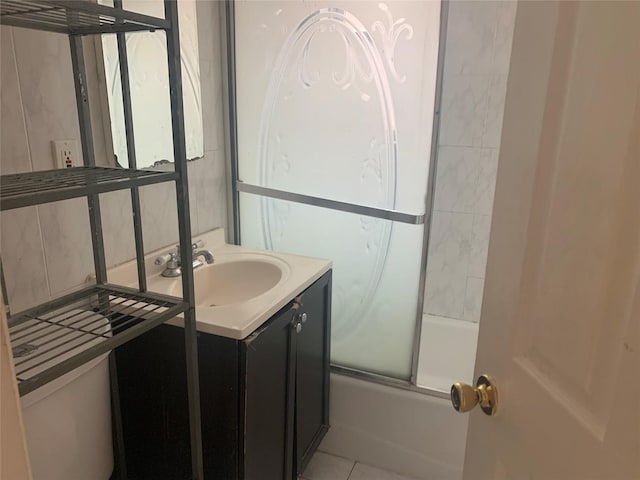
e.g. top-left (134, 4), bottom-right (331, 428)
top-left (300, 451), bottom-right (419, 480)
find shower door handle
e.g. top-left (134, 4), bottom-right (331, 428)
top-left (451, 374), bottom-right (499, 416)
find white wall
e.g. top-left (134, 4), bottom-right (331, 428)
top-left (0, 1), bottom-right (228, 313)
top-left (424, 1), bottom-right (516, 323)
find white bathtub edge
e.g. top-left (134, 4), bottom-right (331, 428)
top-left (320, 373), bottom-right (467, 480)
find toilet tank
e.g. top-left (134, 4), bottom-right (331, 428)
top-left (15, 310), bottom-right (114, 480)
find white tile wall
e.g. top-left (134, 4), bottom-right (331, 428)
top-left (439, 74), bottom-right (491, 147)
top-left (38, 199), bottom-right (94, 295)
top-left (0, 208), bottom-right (50, 313)
top-left (424, 0), bottom-right (516, 323)
top-left (468, 214), bottom-right (491, 279)
top-left (463, 276), bottom-right (484, 323)
top-left (194, 150), bottom-right (229, 234)
top-left (0, 28), bottom-right (31, 175)
top-left (139, 181), bottom-right (180, 252)
top-left (11, 28), bottom-right (84, 171)
top-left (474, 148), bottom-right (500, 216)
top-left (443, 0), bottom-right (499, 76)
top-left (424, 211), bottom-right (473, 319)
top-left (100, 190), bottom-right (136, 268)
top-left (493, 1), bottom-right (518, 74)
top-left (483, 75), bottom-right (509, 148)
top-left (0, 0), bottom-right (228, 313)
top-left (433, 146), bottom-right (483, 213)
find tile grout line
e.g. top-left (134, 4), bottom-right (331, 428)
top-left (347, 460), bottom-right (358, 480)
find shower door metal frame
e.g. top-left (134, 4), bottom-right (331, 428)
top-left (223, 0), bottom-right (451, 399)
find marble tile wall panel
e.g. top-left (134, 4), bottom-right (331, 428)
top-left (424, 1), bottom-right (515, 322)
top-left (0, 208), bottom-right (50, 313)
top-left (424, 212), bottom-right (473, 319)
top-left (438, 74), bottom-right (491, 148)
top-left (188, 160), bottom-right (201, 236)
top-left (433, 146), bottom-right (482, 213)
top-left (443, 1), bottom-right (500, 76)
top-left (482, 75), bottom-right (509, 149)
top-left (1, 27), bottom-right (31, 175)
top-left (100, 190), bottom-right (136, 269)
top-left (38, 199), bottom-right (93, 295)
top-left (194, 150), bottom-right (228, 235)
top-left (11, 29), bottom-right (82, 171)
top-left (493, 1), bottom-right (518, 76)
top-left (474, 148), bottom-right (500, 216)
top-left (139, 181), bottom-right (179, 253)
top-left (463, 276), bottom-right (484, 323)
top-left (468, 214), bottom-right (491, 279)
top-left (1, 27), bottom-right (50, 312)
top-left (197, 0), bottom-right (225, 154)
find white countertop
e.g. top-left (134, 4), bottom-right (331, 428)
top-left (108, 229), bottom-right (332, 339)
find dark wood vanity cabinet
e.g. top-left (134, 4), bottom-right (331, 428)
top-left (116, 270), bottom-right (331, 480)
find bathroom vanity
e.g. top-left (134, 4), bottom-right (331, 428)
top-left (109, 230), bottom-right (332, 479)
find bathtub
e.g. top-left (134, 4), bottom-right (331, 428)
top-left (320, 372), bottom-right (469, 480)
top-left (417, 314), bottom-right (479, 392)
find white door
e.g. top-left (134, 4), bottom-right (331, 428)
top-left (464, 2), bottom-right (640, 479)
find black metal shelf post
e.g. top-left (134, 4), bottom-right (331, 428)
top-left (164, 1), bottom-right (204, 477)
top-left (0, 1), bottom-right (204, 478)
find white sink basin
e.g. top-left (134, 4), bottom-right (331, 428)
top-left (147, 252), bottom-right (291, 307)
top-left (108, 228), bottom-right (331, 339)
top-left (172, 258), bottom-right (284, 306)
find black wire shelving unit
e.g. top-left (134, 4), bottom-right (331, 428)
top-left (0, 166), bottom-right (177, 210)
top-left (9, 284), bottom-right (188, 395)
top-left (0, 0), bottom-right (170, 34)
top-left (0, 1), bottom-right (204, 478)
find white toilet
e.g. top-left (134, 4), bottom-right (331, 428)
top-left (17, 310), bottom-right (114, 480)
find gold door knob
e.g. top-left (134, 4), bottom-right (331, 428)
top-left (451, 374), bottom-right (498, 416)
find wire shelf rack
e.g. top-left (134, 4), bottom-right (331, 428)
top-left (0, 166), bottom-right (176, 211)
top-left (8, 284), bottom-right (188, 396)
top-left (0, 0), bottom-right (170, 35)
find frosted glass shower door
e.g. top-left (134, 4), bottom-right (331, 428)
top-left (234, 1), bottom-right (440, 379)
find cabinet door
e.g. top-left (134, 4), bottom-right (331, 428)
top-left (295, 272), bottom-right (332, 475)
top-left (242, 304), bottom-right (296, 480)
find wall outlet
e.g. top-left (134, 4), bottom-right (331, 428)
top-left (52, 140), bottom-right (79, 169)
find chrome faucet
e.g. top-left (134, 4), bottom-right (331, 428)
top-left (155, 240), bottom-right (214, 277)
top-left (193, 249), bottom-right (214, 265)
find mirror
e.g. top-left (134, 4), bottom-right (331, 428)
top-left (99, 0), bottom-right (203, 169)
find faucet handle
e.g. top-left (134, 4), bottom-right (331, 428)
top-left (174, 240), bottom-right (204, 252)
top-left (154, 251), bottom-right (178, 266)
